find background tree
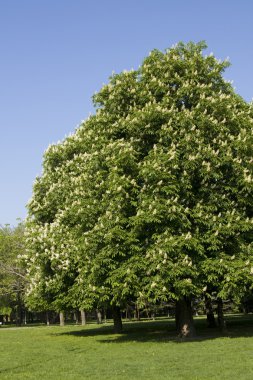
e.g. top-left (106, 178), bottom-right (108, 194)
top-left (0, 222), bottom-right (27, 324)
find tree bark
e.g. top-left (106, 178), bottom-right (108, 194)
top-left (46, 311), bottom-right (50, 326)
top-left (112, 305), bottom-right (123, 333)
top-left (80, 309), bottom-right (86, 326)
top-left (175, 297), bottom-right (196, 338)
top-left (217, 298), bottom-right (226, 332)
top-left (96, 309), bottom-right (102, 324)
top-left (59, 311), bottom-right (65, 326)
top-left (134, 304), bottom-right (140, 321)
top-left (16, 292), bottom-right (23, 326)
top-left (73, 311), bottom-right (78, 324)
top-left (126, 305), bottom-right (132, 321)
top-left (205, 296), bottom-right (216, 328)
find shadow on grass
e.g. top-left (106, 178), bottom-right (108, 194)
top-left (54, 314), bottom-right (253, 344)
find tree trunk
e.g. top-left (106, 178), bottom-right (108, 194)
top-left (80, 309), bottom-right (86, 326)
top-left (134, 304), bottom-right (140, 321)
top-left (59, 311), bottom-right (65, 326)
top-left (96, 309), bottom-right (102, 324)
top-left (46, 311), bottom-right (50, 326)
top-left (73, 311), bottom-right (78, 324)
top-left (175, 297), bottom-right (196, 338)
top-left (126, 305), bottom-right (132, 321)
top-left (16, 293), bottom-right (23, 326)
top-left (112, 305), bottom-right (123, 333)
top-left (217, 298), bottom-right (226, 332)
top-left (205, 296), bottom-right (216, 328)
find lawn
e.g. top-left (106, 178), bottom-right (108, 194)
top-left (1, 315), bottom-right (253, 380)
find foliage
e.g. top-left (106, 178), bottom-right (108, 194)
top-left (24, 41), bottom-right (253, 315)
top-left (0, 222), bottom-right (26, 317)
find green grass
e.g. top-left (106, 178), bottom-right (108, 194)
top-left (1, 315), bottom-right (253, 379)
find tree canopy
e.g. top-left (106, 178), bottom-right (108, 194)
top-left (24, 41), bottom-right (253, 336)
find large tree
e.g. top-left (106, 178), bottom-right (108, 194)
top-left (24, 42), bottom-right (253, 336)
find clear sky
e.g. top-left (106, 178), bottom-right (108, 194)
top-left (1, 0), bottom-right (253, 226)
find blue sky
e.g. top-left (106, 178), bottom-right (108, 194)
top-left (1, 0), bottom-right (253, 226)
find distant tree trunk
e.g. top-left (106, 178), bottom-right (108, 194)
top-left (134, 304), bottom-right (140, 321)
top-left (96, 309), bottom-right (102, 324)
top-left (80, 309), bottom-right (86, 325)
top-left (16, 292), bottom-right (23, 326)
top-left (126, 305), bottom-right (132, 321)
top-left (73, 311), bottom-right (79, 324)
top-left (175, 297), bottom-right (196, 338)
top-left (205, 296), bottom-right (216, 328)
top-left (59, 311), bottom-right (65, 326)
top-left (241, 305), bottom-right (247, 314)
top-left (137, 307), bottom-right (140, 321)
top-left (46, 311), bottom-right (50, 326)
top-left (217, 298), bottom-right (226, 331)
top-left (112, 305), bottom-right (123, 333)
